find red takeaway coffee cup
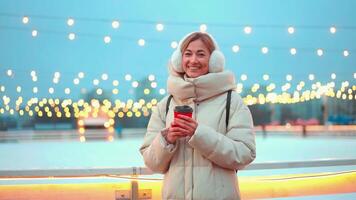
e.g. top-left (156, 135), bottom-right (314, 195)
top-left (174, 105), bottom-right (193, 119)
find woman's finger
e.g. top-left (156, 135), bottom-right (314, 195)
top-left (174, 118), bottom-right (196, 130)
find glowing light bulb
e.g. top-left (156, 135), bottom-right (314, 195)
top-left (156, 23), bottom-right (164, 31)
top-left (73, 78), bottom-right (80, 84)
top-left (113, 80), bottom-right (119, 86)
top-left (67, 18), bottom-right (75, 26)
top-left (93, 79), bottom-right (99, 85)
top-left (309, 74), bottom-right (315, 81)
top-left (343, 50), bottom-right (349, 57)
top-left (54, 72), bottom-right (60, 78)
top-left (287, 26), bottom-right (295, 34)
top-left (317, 49), bottom-right (323, 56)
top-left (104, 36), bottom-right (111, 44)
top-left (263, 74), bottom-right (269, 81)
top-left (68, 33), bottom-right (76, 40)
top-left (261, 47), bottom-right (269, 54)
top-left (286, 74), bottom-right (292, 81)
top-left (151, 82), bottom-right (157, 88)
top-left (331, 73), bottom-right (336, 80)
top-left (138, 39), bottom-right (145, 46)
top-left (171, 41), bottom-right (178, 49)
top-left (49, 88), bottom-right (54, 94)
top-left (232, 45), bottom-right (240, 53)
top-left (78, 72), bottom-right (84, 78)
top-left (200, 24), bottom-right (207, 32)
top-left (125, 74), bottom-right (132, 81)
top-left (159, 88), bottom-right (166, 95)
top-left (96, 88), bottom-right (102, 95)
top-left (64, 88), bottom-right (70, 94)
top-left (6, 69), bottom-right (13, 77)
top-left (33, 87), bottom-right (38, 93)
top-left (290, 48), bottom-right (297, 55)
top-left (32, 30), bottom-right (38, 37)
top-left (101, 73), bottom-right (108, 80)
top-left (144, 75), bottom-right (154, 82)
top-left (132, 81), bottom-right (139, 88)
top-left (112, 20), bottom-right (120, 29)
top-left (22, 16), bottom-right (29, 24)
top-left (329, 26), bottom-right (336, 34)
top-left (244, 26), bottom-right (252, 34)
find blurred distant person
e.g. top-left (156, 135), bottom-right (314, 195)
top-left (140, 31), bottom-right (256, 200)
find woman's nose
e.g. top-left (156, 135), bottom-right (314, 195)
top-left (190, 55), bottom-right (198, 63)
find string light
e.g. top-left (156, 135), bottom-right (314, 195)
top-left (6, 69), bottom-right (13, 77)
top-left (78, 72), bottom-right (85, 78)
top-left (232, 45), bottom-right (240, 53)
top-left (73, 78), bottom-right (80, 84)
top-left (244, 26), bottom-right (252, 34)
top-left (287, 26), bottom-right (295, 34)
top-left (93, 79), bottom-right (99, 85)
top-left (317, 49), bottom-right (324, 56)
top-left (138, 39), bottom-right (145, 46)
top-left (151, 82), bottom-right (157, 88)
top-left (64, 88), bottom-right (71, 94)
top-left (263, 74), bottom-right (270, 81)
top-left (49, 87), bottom-right (54, 94)
top-left (112, 20), bottom-right (120, 29)
top-left (67, 18), bottom-right (75, 26)
top-left (343, 50), bottom-right (349, 57)
top-left (31, 30), bottom-right (38, 37)
top-left (112, 80), bottom-right (119, 86)
top-left (290, 48), bottom-right (297, 55)
top-left (200, 24), bottom-right (207, 32)
top-left (330, 26), bottom-right (337, 34)
top-left (171, 41), bottom-right (178, 49)
top-left (261, 47), bottom-right (269, 54)
top-left (22, 16), bottom-right (29, 24)
top-left (331, 73), bottom-right (336, 80)
top-left (241, 74), bottom-right (247, 81)
top-left (104, 36), bottom-right (111, 44)
top-left (54, 72), bottom-right (61, 78)
top-left (286, 74), bottom-right (293, 81)
top-left (96, 88), bottom-right (102, 95)
top-left (159, 88), bottom-right (166, 95)
top-left (68, 33), bottom-right (76, 40)
top-left (309, 74), bottom-right (315, 81)
top-left (125, 74), bottom-right (132, 81)
top-left (101, 73), bottom-right (108, 80)
top-left (148, 74), bottom-right (155, 81)
top-left (132, 81), bottom-right (139, 88)
top-left (32, 87), bottom-right (38, 93)
top-left (156, 23), bottom-right (164, 31)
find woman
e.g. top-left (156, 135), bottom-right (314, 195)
top-left (140, 32), bottom-right (256, 200)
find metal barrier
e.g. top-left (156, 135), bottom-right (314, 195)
top-left (0, 158), bottom-right (355, 178)
top-left (0, 158), bottom-right (355, 200)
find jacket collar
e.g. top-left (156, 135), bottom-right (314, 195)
top-left (167, 71), bottom-right (237, 103)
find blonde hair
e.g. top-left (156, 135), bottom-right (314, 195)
top-left (180, 32), bottom-right (215, 54)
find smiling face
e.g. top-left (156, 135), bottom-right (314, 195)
top-left (182, 39), bottom-right (211, 78)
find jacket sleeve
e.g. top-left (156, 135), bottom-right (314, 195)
top-left (139, 99), bottom-right (178, 173)
top-left (188, 95), bottom-right (256, 170)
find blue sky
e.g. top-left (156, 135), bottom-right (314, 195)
top-left (0, 0), bottom-right (355, 101)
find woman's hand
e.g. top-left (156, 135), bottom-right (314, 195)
top-left (165, 126), bottom-right (186, 144)
top-left (172, 114), bottom-right (198, 137)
